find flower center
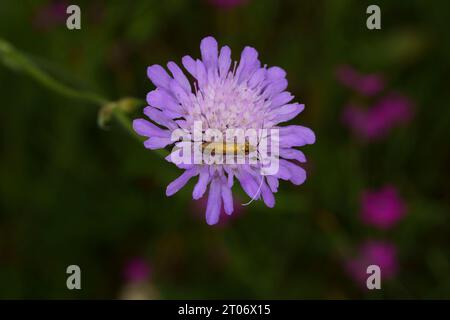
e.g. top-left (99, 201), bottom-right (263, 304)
top-left (188, 77), bottom-right (267, 133)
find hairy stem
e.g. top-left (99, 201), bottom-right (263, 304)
top-left (0, 38), bottom-right (166, 158)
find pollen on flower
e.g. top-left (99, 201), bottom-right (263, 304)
top-left (133, 36), bottom-right (315, 225)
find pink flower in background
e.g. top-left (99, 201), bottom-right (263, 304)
top-left (120, 258), bottom-right (159, 299)
top-left (345, 241), bottom-right (398, 286)
top-left (123, 257), bottom-right (151, 283)
top-left (33, 0), bottom-right (68, 31)
top-left (343, 93), bottom-right (413, 141)
top-left (336, 65), bottom-right (384, 97)
top-left (208, 0), bottom-right (248, 9)
top-left (361, 185), bottom-right (407, 230)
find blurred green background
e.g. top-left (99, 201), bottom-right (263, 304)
top-left (0, 0), bottom-right (449, 299)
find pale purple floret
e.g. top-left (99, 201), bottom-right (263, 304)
top-left (133, 36), bottom-right (315, 225)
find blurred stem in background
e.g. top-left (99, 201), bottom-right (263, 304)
top-left (0, 38), bottom-right (107, 105)
top-left (0, 37), bottom-right (166, 158)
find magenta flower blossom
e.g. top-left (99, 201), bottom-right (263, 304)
top-left (361, 185), bottom-right (407, 230)
top-left (343, 93), bottom-right (413, 141)
top-left (345, 241), bottom-right (398, 286)
top-left (192, 196), bottom-right (244, 227)
top-left (33, 0), bottom-right (68, 31)
top-left (123, 258), bottom-right (151, 283)
top-left (208, 0), bottom-right (248, 9)
top-left (133, 36), bottom-right (315, 225)
top-left (336, 65), bottom-right (384, 97)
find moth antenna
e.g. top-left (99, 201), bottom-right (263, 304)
top-left (241, 174), bottom-right (264, 206)
top-left (241, 108), bottom-right (269, 206)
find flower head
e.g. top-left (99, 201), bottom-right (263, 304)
top-left (361, 185), bottom-right (407, 230)
top-left (336, 65), bottom-right (384, 97)
top-left (345, 241), bottom-right (398, 286)
top-left (120, 258), bottom-right (158, 300)
top-left (123, 257), bottom-right (151, 283)
top-left (134, 36), bottom-right (315, 225)
top-left (191, 196), bottom-right (244, 227)
top-left (208, 0), bottom-right (248, 9)
top-left (33, 0), bottom-right (68, 31)
top-left (343, 93), bottom-right (413, 141)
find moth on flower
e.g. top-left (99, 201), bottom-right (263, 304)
top-left (133, 36), bottom-right (315, 225)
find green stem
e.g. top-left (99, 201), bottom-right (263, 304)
top-left (0, 38), bottom-right (107, 106)
top-left (0, 38), bottom-right (168, 159)
top-left (113, 109), bottom-right (138, 137)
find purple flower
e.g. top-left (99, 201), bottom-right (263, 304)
top-left (191, 196), bottom-right (244, 227)
top-left (120, 258), bottom-right (159, 300)
top-left (133, 36), bottom-right (315, 225)
top-left (33, 0), bottom-right (68, 31)
top-left (345, 241), bottom-right (398, 286)
top-left (361, 185), bottom-right (407, 230)
top-left (336, 65), bottom-right (384, 97)
top-left (123, 258), bottom-right (151, 283)
top-left (208, 0), bottom-right (248, 9)
top-left (343, 93), bottom-right (413, 141)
